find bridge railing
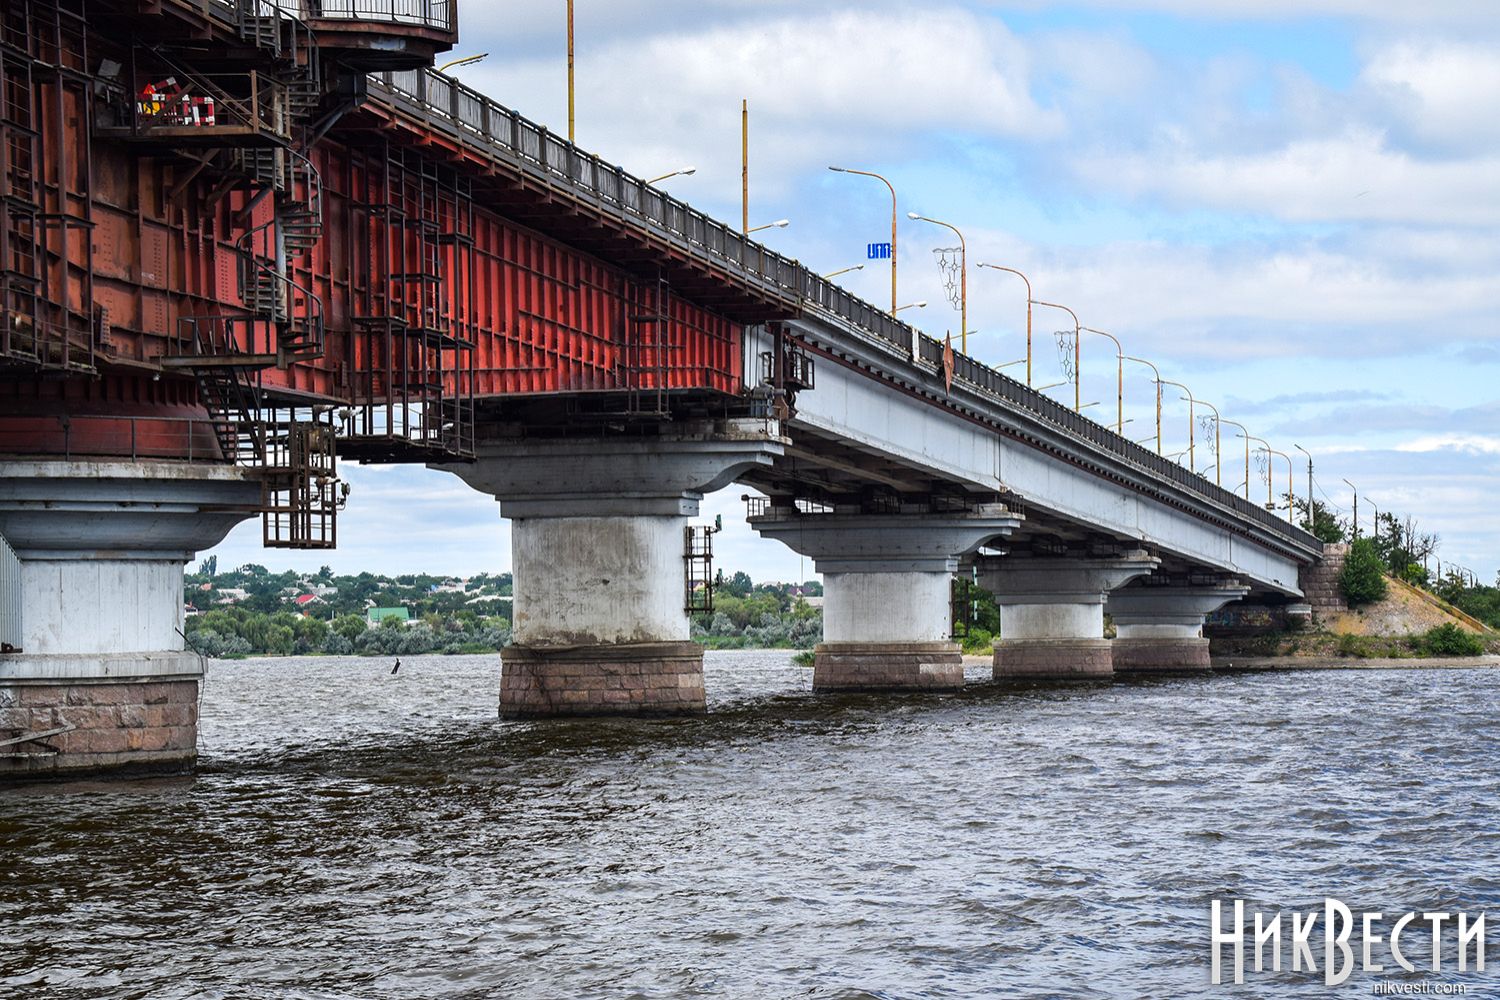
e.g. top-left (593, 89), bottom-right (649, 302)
top-left (914, 334), bottom-right (1321, 547)
top-left (258, 0), bottom-right (455, 30)
top-left (363, 68), bottom-right (1316, 551)
top-left (368, 68), bottom-right (916, 348)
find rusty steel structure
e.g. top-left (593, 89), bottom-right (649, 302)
top-left (0, 0), bottom-right (828, 548)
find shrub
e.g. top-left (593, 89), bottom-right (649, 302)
top-left (1418, 623), bottom-right (1485, 657)
top-left (1335, 632), bottom-right (1371, 658)
top-left (960, 627), bottom-right (994, 654)
top-left (1339, 539), bottom-right (1388, 607)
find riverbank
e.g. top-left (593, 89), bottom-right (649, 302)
top-left (1214, 654), bottom-right (1500, 671)
top-left (958, 652), bottom-right (1500, 670)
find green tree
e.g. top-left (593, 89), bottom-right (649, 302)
top-left (1339, 538), bottom-right (1389, 607)
top-left (332, 614), bottom-right (367, 643)
top-left (1291, 497), bottom-right (1346, 544)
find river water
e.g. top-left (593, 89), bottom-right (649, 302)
top-left (3, 651), bottom-right (1499, 998)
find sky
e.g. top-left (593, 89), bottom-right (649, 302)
top-left (207, 0), bottom-right (1500, 584)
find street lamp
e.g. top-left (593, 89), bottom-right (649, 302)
top-left (894, 301), bottom-right (927, 312)
top-left (1031, 300), bottom-right (1082, 412)
top-left (1265, 447), bottom-right (1296, 519)
top-left (647, 166), bottom-right (696, 184)
top-left (1220, 420), bottom-right (1250, 498)
top-left (976, 263), bottom-right (1033, 387)
top-left (909, 212), bottom-right (967, 353)
top-left (1193, 399), bottom-right (1223, 488)
top-left (1239, 432), bottom-right (1272, 507)
top-left (825, 264), bottom-right (864, 279)
top-left (747, 219), bottom-right (790, 234)
top-left (437, 53), bottom-right (488, 74)
top-left (566, 0), bottom-right (575, 142)
top-left (1342, 478), bottom-right (1359, 538)
top-left (1157, 379), bottom-right (1195, 472)
top-left (1081, 327), bottom-right (1124, 434)
top-left (829, 166), bottom-right (898, 315)
top-left (1122, 356), bottom-right (1162, 454)
top-left (1293, 445), bottom-right (1313, 532)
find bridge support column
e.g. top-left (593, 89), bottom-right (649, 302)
top-left (982, 550), bottom-right (1160, 681)
top-left (1106, 582), bottom-right (1250, 674)
top-left (0, 461), bottom-right (259, 781)
top-left (749, 504), bottom-right (1021, 692)
top-left (439, 422), bottom-right (783, 718)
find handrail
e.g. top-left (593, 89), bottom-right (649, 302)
top-left (261, 0), bottom-right (453, 30)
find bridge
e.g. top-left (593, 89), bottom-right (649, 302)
top-left (0, 0), bottom-right (1323, 778)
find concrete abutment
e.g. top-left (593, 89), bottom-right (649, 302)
top-left (0, 461), bottom-right (259, 780)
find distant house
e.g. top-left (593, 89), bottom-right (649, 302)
top-left (198, 582), bottom-right (214, 592)
top-left (430, 578), bottom-right (468, 594)
top-left (184, 603), bottom-right (199, 617)
top-left (293, 594), bottom-right (323, 611)
top-left (366, 606), bottom-right (411, 626)
top-left (216, 588), bottom-right (249, 604)
top-left (299, 582), bottom-right (339, 598)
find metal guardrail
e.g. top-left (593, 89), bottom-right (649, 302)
top-left (263, 0), bottom-right (453, 30)
top-left (0, 414), bottom-right (227, 462)
top-left (366, 69), bottom-right (918, 351)
top-left (914, 335), bottom-right (1322, 548)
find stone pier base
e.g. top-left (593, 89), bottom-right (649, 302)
top-left (812, 641), bottom-right (964, 692)
top-left (993, 639), bottom-right (1113, 681)
top-left (499, 641), bottom-right (706, 718)
top-left (0, 653), bottom-right (202, 781)
top-left (1111, 637), bottom-right (1211, 674)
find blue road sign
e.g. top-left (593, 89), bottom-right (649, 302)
top-left (867, 242), bottom-right (891, 260)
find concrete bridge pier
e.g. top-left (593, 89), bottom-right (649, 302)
top-left (982, 550), bottom-right (1161, 681)
top-left (0, 461), bottom-right (260, 780)
top-left (439, 422), bottom-right (783, 718)
top-left (749, 504), bottom-right (1021, 692)
top-left (1106, 581), bottom-right (1251, 673)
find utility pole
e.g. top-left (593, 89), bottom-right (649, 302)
top-left (567, 0), bottom-right (576, 143)
top-left (741, 99), bottom-right (748, 234)
top-left (1342, 479), bottom-right (1358, 539)
top-left (1294, 444), bottom-right (1312, 532)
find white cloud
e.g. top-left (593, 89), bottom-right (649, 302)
top-left (463, 7), bottom-right (1060, 205)
top-left (1361, 40), bottom-right (1500, 149)
top-left (1395, 435), bottom-right (1500, 456)
top-left (1076, 128), bottom-right (1500, 227)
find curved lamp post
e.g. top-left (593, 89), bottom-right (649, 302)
top-left (829, 166), bottom-right (897, 314)
top-left (909, 212), bottom-right (967, 353)
top-left (1031, 300), bottom-right (1082, 412)
top-left (438, 53), bottom-right (488, 74)
top-left (976, 263), bottom-right (1033, 386)
top-left (1157, 379), bottom-right (1195, 473)
top-left (647, 166), bottom-right (696, 184)
top-left (1081, 327), bottom-right (1123, 434)
top-left (825, 264), bottom-right (864, 279)
top-left (1122, 356), bottom-right (1162, 454)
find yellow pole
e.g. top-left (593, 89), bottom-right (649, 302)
top-left (1082, 328), bottom-right (1123, 432)
top-left (567, 0), bottom-right (575, 144)
top-left (1031, 300), bottom-right (1082, 411)
top-left (910, 214), bottom-right (966, 352)
top-left (741, 99), bottom-right (748, 234)
top-left (828, 167), bottom-right (898, 315)
top-left (1160, 379), bottom-right (1193, 471)
top-left (976, 264), bottom-right (1032, 385)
